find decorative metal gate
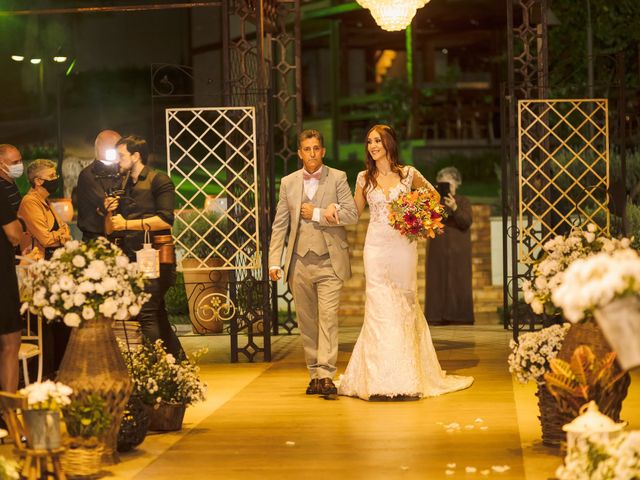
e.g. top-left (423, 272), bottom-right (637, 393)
top-left (501, 0), bottom-right (549, 336)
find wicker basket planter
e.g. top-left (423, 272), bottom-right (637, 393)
top-left (145, 402), bottom-right (186, 432)
top-left (117, 396), bottom-right (150, 452)
top-left (536, 382), bottom-right (572, 447)
top-left (557, 320), bottom-right (631, 422)
top-left (57, 316), bottom-right (133, 465)
top-left (61, 445), bottom-right (104, 478)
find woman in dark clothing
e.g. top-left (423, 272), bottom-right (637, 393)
top-left (425, 167), bottom-right (474, 325)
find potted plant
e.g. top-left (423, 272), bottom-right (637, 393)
top-left (545, 345), bottom-right (628, 434)
top-left (19, 380), bottom-right (73, 450)
top-left (508, 323), bottom-right (570, 446)
top-left (122, 339), bottom-right (207, 431)
top-left (172, 209), bottom-right (229, 334)
top-left (0, 456), bottom-right (19, 480)
top-left (61, 394), bottom-right (111, 477)
top-left (552, 247), bottom-right (640, 370)
top-left (20, 237), bottom-right (150, 464)
top-left (522, 224), bottom-right (630, 317)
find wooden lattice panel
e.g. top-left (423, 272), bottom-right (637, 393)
top-left (166, 107), bottom-right (259, 271)
top-left (518, 99), bottom-right (610, 263)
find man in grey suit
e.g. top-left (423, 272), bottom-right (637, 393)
top-left (269, 129), bottom-right (358, 396)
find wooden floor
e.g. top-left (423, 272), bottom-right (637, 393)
top-left (3, 324), bottom-right (639, 479)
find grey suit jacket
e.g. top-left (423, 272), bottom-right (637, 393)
top-left (268, 166), bottom-right (358, 282)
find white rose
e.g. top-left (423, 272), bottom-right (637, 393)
top-left (99, 298), bottom-right (118, 318)
top-left (42, 306), bottom-right (57, 320)
top-left (73, 293), bottom-right (86, 306)
top-left (77, 281), bottom-right (95, 293)
top-left (116, 256), bottom-right (129, 268)
top-left (58, 275), bottom-right (74, 291)
top-left (531, 299), bottom-right (544, 314)
top-left (128, 304), bottom-right (141, 317)
top-left (101, 277), bottom-right (118, 292)
top-left (63, 312), bottom-right (81, 327)
top-left (72, 255), bottom-right (86, 268)
top-left (82, 306), bottom-right (95, 320)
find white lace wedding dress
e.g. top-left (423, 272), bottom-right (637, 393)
top-left (338, 166), bottom-right (474, 400)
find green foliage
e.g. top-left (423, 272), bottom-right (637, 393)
top-left (165, 272), bottom-right (188, 316)
top-left (63, 394), bottom-right (111, 440)
top-left (549, 0), bottom-right (640, 95)
top-left (172, 209), bottom-right (224, 259)
top-left (544, 345), bottom-right (626, 417)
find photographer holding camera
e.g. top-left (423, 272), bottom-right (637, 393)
top-left (105, 135), bottom-right (184, 359)
top-left (76, 130), bottom-right (122, 241)
top-left (425, 166), bottom-right (474, 326)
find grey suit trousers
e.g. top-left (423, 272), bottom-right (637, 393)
top-left (289, 251), bottom-right (342, 379)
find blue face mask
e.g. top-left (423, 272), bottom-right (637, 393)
top-left (7, 163), bottom-right (24, 178)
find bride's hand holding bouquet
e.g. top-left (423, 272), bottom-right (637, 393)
top-left (387, 187), bottom-right (446, 242)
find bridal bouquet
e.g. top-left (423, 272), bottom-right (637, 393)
top-left (387, 187), bottom-right (445, 241)
top-left (20, 238), bottom-right (150, 327)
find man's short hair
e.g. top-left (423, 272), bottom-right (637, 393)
top-left (27, 159), bottom-right (57, 186)
top-left (117, 135), bottom-right (149, 165)
top-left (298, 129), bottom-right (324, 148)
top-left (0, 144), bottom-right (18, 161)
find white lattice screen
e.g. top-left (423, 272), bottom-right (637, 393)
top-left (166, 107), bottom-right (260, 271)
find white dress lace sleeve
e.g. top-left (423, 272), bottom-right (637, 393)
top-left (356, 171), bottom-right (366, 189)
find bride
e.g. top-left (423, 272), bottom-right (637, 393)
top-left (333, 124), bottom-right (474, 401)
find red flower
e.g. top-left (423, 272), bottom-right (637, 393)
top-left (404, 212), bottom-right (417, 224)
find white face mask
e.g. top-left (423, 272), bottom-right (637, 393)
top-left (6, 163), bottom-right (24, 179)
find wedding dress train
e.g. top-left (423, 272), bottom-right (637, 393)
top-left (338, 166), bottom-right (474, 400)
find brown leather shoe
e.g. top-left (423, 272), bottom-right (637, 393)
top-left (306, 378), bottom-right (320, 395)
top-left (318, 378), bottom-right (337, 396)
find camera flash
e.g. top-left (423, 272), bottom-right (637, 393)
top-left (105, 149), bottom-right (117, 162)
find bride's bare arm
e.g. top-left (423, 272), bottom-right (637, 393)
top-left (354, 183), bottom-right (366, 216)
top-left (411, 166), bottom-right (440, 202)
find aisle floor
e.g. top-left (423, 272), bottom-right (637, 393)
top-left (3, 325), bottom-right (639, 479)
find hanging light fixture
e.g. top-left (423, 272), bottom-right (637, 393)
top-left (357, 0), bottom-right (431, 32)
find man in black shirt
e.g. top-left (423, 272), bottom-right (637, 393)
top-left (76, 130), bottom-right (121, 241)
top-left (0, 188), bottom-right (24, 392)
top-left (105, 135), bottom-right (184, 359)
top-left (0, 144), bottom-right (24, 213)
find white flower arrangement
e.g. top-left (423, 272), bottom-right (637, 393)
top-left (522, 225), bottom-right (631, 316)
top-left (0, 456), bottom-right (19, 480)
top-left (20, 238), bottom-right (150, 327)
top-left (508, 323), bottom-right (570, 384)
top-left (121, 340), bottom-right (207, 407)
top-left (19, 380), bottom-right (73, 411)
top-left (552, 248), bottom-right (640, 323)
top-left (556, 431), bottom-right (640, 479)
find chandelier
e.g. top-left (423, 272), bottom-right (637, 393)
top-left (356, 0), bottom-right (431, 32)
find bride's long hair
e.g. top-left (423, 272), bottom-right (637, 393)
top-left (362, 124), bottom-right (406, 194)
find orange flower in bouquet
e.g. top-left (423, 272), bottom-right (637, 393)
top-left (387, 187), bottom-right (446, 241)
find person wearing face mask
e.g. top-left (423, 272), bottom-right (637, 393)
top-left (0, 144), bottom-right (25, 213)
top-left (18, 159), bottom-right (72, 377)
top-left (76, 130), bottom-right (122, 241)
top-left (104, 135), bottom-right (184, 359)
top-left (18, 159), bottom-right (71, 259)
